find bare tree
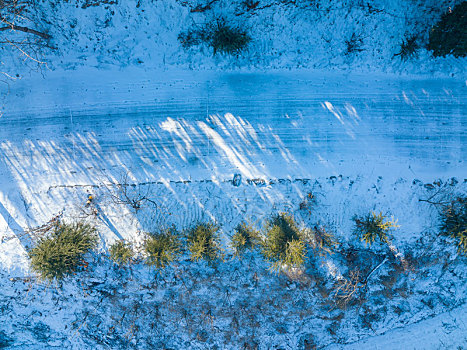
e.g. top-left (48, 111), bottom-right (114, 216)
top-left (0, 0), bottom-right (51, 71)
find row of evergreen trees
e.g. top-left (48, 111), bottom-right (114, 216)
top-left (28, 195), bottom-right (466, 281)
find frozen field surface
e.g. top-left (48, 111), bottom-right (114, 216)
top-left (0, 69), bottom-right (466, 348)
top-left (2, 69), bottom-right (466, 183)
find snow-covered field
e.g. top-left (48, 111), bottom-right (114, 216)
top-left (1, 0), bottom-right (466, 76)
top-left (0, 0), bottom-right (466, 348)
top-left (1, 69), bottom-right (466, 349)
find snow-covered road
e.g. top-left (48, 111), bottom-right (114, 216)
top-left (1, 69), bottom-right (465, 192)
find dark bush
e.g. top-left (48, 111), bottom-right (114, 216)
top-left (211, 21), bottom-right (251, 55)
top-left (178, 20), bottom-right (251, 55)
top-left (428, 2), bottom-right (467, 57)
top-left (440, 196), bottom-right (467, 255)
top-left (29, 222), bottom-right (98, 281)
top-left (345, 33), bottom-right (364, 54)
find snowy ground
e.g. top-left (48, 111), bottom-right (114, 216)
top-left (0, 70), bottom-right (466, 348)
top-left (1, 0), bottom-right (466, 77)
top-left (0, 0), bottom-right (466, 348)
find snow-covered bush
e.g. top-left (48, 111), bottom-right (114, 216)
top-left (29, 222), bottom-right (98, 281)
top-left (231, 221), bottom-right (260, 257)
top-left (439, 196), bottom-right (467, 255)
top-left (186, 223), bottom-right (223, 262)
top-left (352, 212), bottom-right (399, 245)
top-left (428, 2), bottom-right (467, 57)
top-left (144, 228), bottom-right (181, 269)
top-left (261, 213), bottom-right (307, 271)
top-left (109, 240), bottom-right (134, 266)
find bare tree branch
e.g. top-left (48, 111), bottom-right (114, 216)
top-left (0, 24), bottom-right (50, 39)
top-left (6, 38), bottom-right (47, 64)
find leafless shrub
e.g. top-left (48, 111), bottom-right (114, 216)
top-left (103, 172), bottom-right (158, 213)
top-left (332, 269), bottom-right (364, 308)
top-left (15, 211), bottom-right (63, 244)
top-left (394, 34), bottom-right (419, 61)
